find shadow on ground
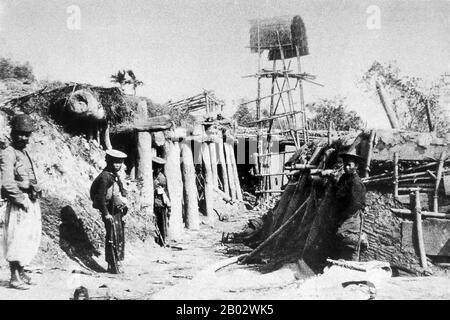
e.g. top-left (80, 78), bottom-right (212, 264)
top-left (59, 205), bottom-right (105, 272)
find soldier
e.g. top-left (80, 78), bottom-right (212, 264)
top-left (90, 149), bottom-right (128, 274)
top-left (152, 156), bottom-right (170, 245)
top-left (0, 114), bottom-right (42, 290)
top-left (335, 150), bottom-right (369, 261)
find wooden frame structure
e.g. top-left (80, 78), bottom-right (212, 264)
top-left (165, 90), bottom-right (225, 118)
top-left (244, 16), bottom-right (322, 197)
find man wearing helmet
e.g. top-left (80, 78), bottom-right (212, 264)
top-left (0, 114), bottom-right (42, 290)
top-left (90, 149), bottom-right (128, 274)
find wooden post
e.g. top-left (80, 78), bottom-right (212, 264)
top-left (217, 135), bottom-right (230, 197)
top-left (424, 100), bottom-right (434, 132)
top-left (229, 140), bottom-right (243, 201)
top-left (180, 140), bottom-right (199, 230)
top-left (136, 132), bottom-right (153, 217)
top-left (103, 122), bottom-right (112, 150)
top-left (296, 45), bottom-right (308, 144)
top-left (376, 81), bottom-right (400, 129)
top-left (414, 190), bottom-right (428, 269)
top-left (364, 130), bottom-right (376, 178)
top-left (434, 151), bottom-right (447, 213)
top-left (164, 140), bottom-right (184, 240)
top-left (394, 152), bottom-right (399, 199)
top-left (224, 141), bottom-right (237, 201)
top-left (202, 142), bottom-right (215, 224)
top-left (208, 138), bottom-right (219, 189)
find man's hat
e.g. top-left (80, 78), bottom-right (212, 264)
top-left (10, 114), bottom-right (36, 133)
top-left (106, 149), bottom-right (127, 160)
top-left (152, 156), bottom-right (166, 165)
top-left (339, 149), bottom-right (364, 163)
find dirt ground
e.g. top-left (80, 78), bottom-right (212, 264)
top-left (0, 208), bottom-right (449, 300)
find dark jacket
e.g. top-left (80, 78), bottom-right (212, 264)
top-left (0, 146), bottom-right (37, 206)
top-left (335, 171), bottom-right (366, 225)
top-left (90, 168), bottom-right (126, 218)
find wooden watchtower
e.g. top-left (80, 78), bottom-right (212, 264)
top-left (243, 15), bottom-right (321, 196)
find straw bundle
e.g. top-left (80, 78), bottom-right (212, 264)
top-left (249, 15), bottom-right (309, 60)
top-left (67, 89), bottom-right (105, 120)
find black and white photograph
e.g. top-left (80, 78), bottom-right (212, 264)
top-left (0, 0), bottom-right (449, 303)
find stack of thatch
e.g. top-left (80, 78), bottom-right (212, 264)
top-left (249, 15), bottom-right (309, 60)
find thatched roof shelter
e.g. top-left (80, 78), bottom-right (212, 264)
top-left (249, 15), bottom-right (309, 60)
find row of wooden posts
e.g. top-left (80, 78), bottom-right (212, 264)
top-left (135, 127), bottom-right (243, 241)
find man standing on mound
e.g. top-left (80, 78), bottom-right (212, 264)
top-left (0, 114), bottom-right (42, 290)
top-left (335, 150), bottom-right (369, 261)
top-left (90, 149), bottom-right (128, 274)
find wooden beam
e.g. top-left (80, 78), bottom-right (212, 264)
top-left (248, 110), bottom-right (303, 125)
top-left (111, 115), bottom-right (172, 134)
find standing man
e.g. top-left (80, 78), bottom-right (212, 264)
top-left (1, 114), bottom-right (42, 290)
top-left (335, 150), bottom-right (368, 261)
top-left (90, 149), bottom-right (128, 274)
top-left (153, 156), bottom-right (170, 246)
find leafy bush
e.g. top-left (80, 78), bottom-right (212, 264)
top-left (0, 57), bottom-right (35, 81)
top-left (308, 97), bottom-right (363, 131)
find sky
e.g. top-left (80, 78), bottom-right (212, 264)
top-left (0, 0), bottom-right (449, 128)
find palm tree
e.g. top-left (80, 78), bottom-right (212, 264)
top-left (125, 70), bottom-right (144, 96)
top-left (110, 70), bottom-right (127, 90)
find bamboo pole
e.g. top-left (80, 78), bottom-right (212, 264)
top-left (376, 80), bottom-right (400, 129)
top-left (224, 141), bottom-right (237, 201)
top-left (390, 207), bottom-right (450, 219)
top-left (248, 110), bottom-right (304, 125)
top-left (255, 190), bottom-right (284, 194)
top-left (239, 196), bottom-right (310, 265)
top-left (284, 164), bottom-right (318, 170)
top-left (217, 136), bottom-right (230, 196)
top-left (296, 45), bottom-right (308, 144)
top-left (414, 191), bottom-right (428, 269)
top-left (164, 141), bottom-right (184, 240)
top-left (202, 142), bottom-right (215, 223)
top-left (136, 132), bottom-right (153, 217)
top-left (398, 187), bottom-right (434, 192)
top-left (394, 152), bottom-right (399, 199)
top-left (237, 88), bottom-right (297, 106)
top-left (363, 170), bottom-right (449, 183)
top-left (434, 151), bottom-right (447, 213)
top-left (180, 141), bottom-right (199, 230)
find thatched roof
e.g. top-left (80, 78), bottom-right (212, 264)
top-left (1, 83), bottom-right (135, 125)
top-left (249, 15), bottom-right (309, 60)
